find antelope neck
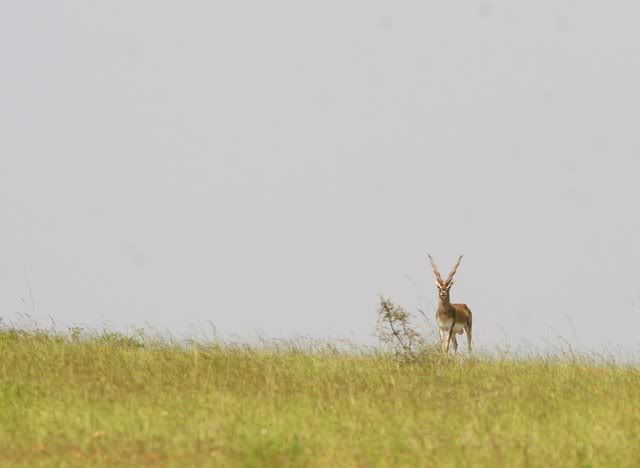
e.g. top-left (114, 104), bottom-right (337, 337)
top-left (438, 294), bottom-right (451, 306)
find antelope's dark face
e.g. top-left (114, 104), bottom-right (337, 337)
top-left (436, 281), bottom-right (454, 299)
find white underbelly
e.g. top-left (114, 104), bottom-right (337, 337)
top-left (437, 319), bottom-right (465, 334)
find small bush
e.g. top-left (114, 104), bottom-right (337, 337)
top-left (376, 296), bottom-right (429, 360)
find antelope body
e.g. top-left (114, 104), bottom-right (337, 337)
top-left (428, 255), bottom-right (472, 353)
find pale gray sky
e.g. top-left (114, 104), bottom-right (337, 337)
top-left (1, 1), bottom-right (639, 352)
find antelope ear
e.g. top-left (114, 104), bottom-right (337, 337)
top-left (434, 281), bottom-right (442, 288)
top-left (447, 281), bottom-right (455, 289)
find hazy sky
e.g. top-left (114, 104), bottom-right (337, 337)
top-left (1, 1), bottom-right (639, 352)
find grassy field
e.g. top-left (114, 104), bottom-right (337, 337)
top-left (1, 329), bottom-right (639, 467)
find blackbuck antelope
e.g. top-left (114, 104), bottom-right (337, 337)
top-left (428, 254), bottom-right (472, 353)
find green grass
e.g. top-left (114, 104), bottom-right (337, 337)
top-left (1, 329), bottom-right (639, 467)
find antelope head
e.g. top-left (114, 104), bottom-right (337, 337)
top-left (428, 254), bottom-right (463, 301)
